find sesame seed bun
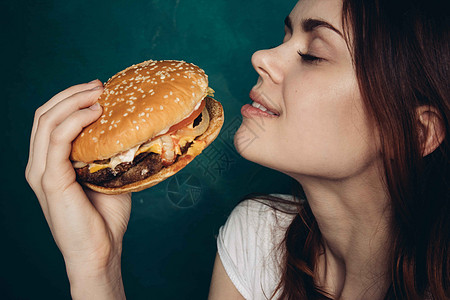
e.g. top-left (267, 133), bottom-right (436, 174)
top-left (70, 60), bottom-right (224, 194)
top-left (71, 60), bottom-right (210, 163)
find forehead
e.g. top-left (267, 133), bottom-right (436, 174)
top-left (290, 0), bottom-right (344, 31)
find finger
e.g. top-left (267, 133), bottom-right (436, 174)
top-left (27, 86), bottom-right (103, 183)
top-left (42, 103), bottom-right (103, 193)
top-left (35, 102), bottom-right (102, 225)
top-left (38, 79), bottom-right (102, 123)
top-left (27, 80), bottom-right (102, 175)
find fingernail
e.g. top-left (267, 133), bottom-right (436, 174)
top-left (89, 102), bottom-right (101, 110)
top-left (88, 79), bottom-right (98, 83)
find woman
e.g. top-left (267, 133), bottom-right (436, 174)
top-left (26, 0), bottom-right (449, 299)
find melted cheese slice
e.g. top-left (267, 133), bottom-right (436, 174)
top-left (186, 140), bottom-right (206, 156)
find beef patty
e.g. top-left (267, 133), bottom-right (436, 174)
top-left (76, 142), bottom-right (192, 188)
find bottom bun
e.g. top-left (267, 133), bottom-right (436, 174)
top-left (82, 97), bottom-right (224, 194)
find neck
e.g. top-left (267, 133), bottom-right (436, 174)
top-left (291, 169), bottom-right (393, 299)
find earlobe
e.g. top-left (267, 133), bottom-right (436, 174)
top-left (416, 106), bottom-right (446, 157)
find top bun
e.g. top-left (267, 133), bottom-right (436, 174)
top-left (71, 60), bottom-right (209, 163)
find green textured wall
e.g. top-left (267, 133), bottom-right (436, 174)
top-left (2, 0), bottom-right (296, 299)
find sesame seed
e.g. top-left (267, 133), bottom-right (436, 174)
top-left (123, 113), bottom-right (128, 117)
top-left (164, 95), bottom-right (168, 98)
top-left (88, 129), bottom-right (93, 133)
top-left (100, 130), bottom-right (105, 134)
top-left (81, 132), bottom-right (85, 137)
top-left (169, 91), bottom-right (173, 95)
top-left (136, 126), bottom-right (140, 130)
top-left (117, 140), bottom-right (120, 144)
top-left (160, 105), bottom-right (163, 110)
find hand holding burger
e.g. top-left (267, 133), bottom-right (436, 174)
top-left (25, 59), bottom-right (223, 297)
top-left (70, 60), bottom-right (224, 194)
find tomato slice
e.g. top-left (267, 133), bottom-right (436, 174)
top-left (166, 99), bottom-right (206, 134)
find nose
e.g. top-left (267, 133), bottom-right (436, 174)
top-left (251, 47), bottom-right (284, 84)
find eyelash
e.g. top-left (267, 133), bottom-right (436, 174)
top-left (297, 50), bottom-right (324, 64)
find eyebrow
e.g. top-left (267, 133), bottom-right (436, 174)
top-left (284, 16), bottom-right (343, 38)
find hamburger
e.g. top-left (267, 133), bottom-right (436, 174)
top-left (70, 60), bottom-right (224, 194)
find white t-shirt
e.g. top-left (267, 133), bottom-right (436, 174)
top-left (217, 196), bottom-right (297, 299)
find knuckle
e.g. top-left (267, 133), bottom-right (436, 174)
top-left (41, 170), bottom-right (56, 192)
top-left (34, 106), bottom-right (47, 123)
top-left (34, 106), bottom-right (44, 119)
top-left (49, 127), bottom-right (65, 145)
top-left (41, 168), bottom-right (73, 194)
top-left (25, 165), bottom-right (31, 182)
top-left (41, 175), bottom-right (51, 192)
top-left (26, 169), bottom-right (40, 190)
top-left (38, 109), bottom-right (52, 126)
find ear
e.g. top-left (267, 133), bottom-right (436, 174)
top-left (416, 106), bottom-right (446, 157)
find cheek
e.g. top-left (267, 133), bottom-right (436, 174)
top-left (280, 89), bottom-right (380, 177)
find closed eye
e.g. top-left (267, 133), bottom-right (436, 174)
top-left (297, 50), bottom-right (324, 64)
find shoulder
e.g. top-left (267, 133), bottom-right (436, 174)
top-left (220, 195), bottom-right (297, 247)
top-left (216, 194), bottom-right (299, 299)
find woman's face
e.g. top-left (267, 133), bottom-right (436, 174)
top-left (234, 0), bottom-right (381, 181)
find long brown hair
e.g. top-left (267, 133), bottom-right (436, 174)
top-left (265, 0), bottom-right (449, 299)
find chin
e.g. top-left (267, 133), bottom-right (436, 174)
top-left (233, 122), bottom-right (279, 170)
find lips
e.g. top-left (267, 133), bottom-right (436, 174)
top-left (250, 101), bottom-right (277, 115)
top-left (249, 89), bottom-right (280, 116)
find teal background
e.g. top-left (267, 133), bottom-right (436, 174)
top-left (2, 0), bottom-right (297, 299)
